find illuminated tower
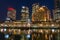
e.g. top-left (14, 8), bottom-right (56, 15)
top-left (6, 7), bottom-right (16, 21)
top-left (32, 6), bottom-right (51, 22)
top-left (21, 6), bottom-right (29, 22)
top-left (53, 0), bottom-right (60, 21)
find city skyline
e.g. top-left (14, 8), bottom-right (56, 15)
top-left (0, 0), bottom-right (60, 40)
top-left (0, 0), bottom-right (54, 21)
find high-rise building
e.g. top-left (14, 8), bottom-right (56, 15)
top-left (53, 9), bottom-right (60, 21)
top-left (32, 3), bottom-right (39, 15)
top-left (6, 7), bottom-right (16, 21)
top-left (21, 6), bottom-right (29, 22)
top-left (32, 6), bottom-right (51, 22)
top-left (32, 3), bottom-right (39, 22)
top-left (53, 0), bottom-right (60, 21)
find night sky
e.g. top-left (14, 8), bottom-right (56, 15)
top-left (0, 0), bottom-right (54, 21)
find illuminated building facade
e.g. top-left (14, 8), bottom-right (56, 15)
top-left (32, 3), bottom-right (39, 14)
top-left (32, 6), bottom-right (51, 22)
top-left (6, 7), bottom-right (16, 21)
top-left (32, 3), bottom-right (39, 21)
top-left (53, 9), bottom-right (60, 21)
top-left (21, 6), bottom-right (29, 22)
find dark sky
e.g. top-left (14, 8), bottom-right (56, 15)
top-left (0, 0), bottom-right (54, 21)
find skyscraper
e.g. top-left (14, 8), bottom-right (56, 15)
top-left (53, 9), bottom-right (60, 21)
top-left (21, 6), bottom-right (29, 22)
top-left (53, 0), bottom-right (60, 21)
top-left (6, 7), bottom-right (16, 21)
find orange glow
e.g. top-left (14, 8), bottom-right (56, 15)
top-left (39, 7), bottom-right (45, 11)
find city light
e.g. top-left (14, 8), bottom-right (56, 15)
top-left (5, 34), bottom-right (9, 39)
top-left (39, 29), bottom-right (43, 33)
top-left (1, 24), bottom-right (4, 26)
top-left (51, 24), bottom-right (55, 27)
top-left (1, 29), bottom-right (4, 32)
top-left (27, 23), bottom-right (30, 27)
top-left (4, 28), bottom-right (7, 31)
top-left (28, 29), bottom-right (31, 34)
top-left (22, 6), bottom-right (25, 8)
top-left (39, 24), bottom-right (43, 26)
top-left (26, 34), bottom-right (30, 38)
top-left (4, 24), bottom-right (8, 27)
top-left (23, 24), bottom-right (26, 27)
top-left (45, 24), bottom-right (48, 26)
top-left (52, 29), bottom-right (55, 32)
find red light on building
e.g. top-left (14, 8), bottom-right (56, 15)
top-left (8, 7), bottom-right (14, 11)
top-left (7, 7), bottom-right (16, 21)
